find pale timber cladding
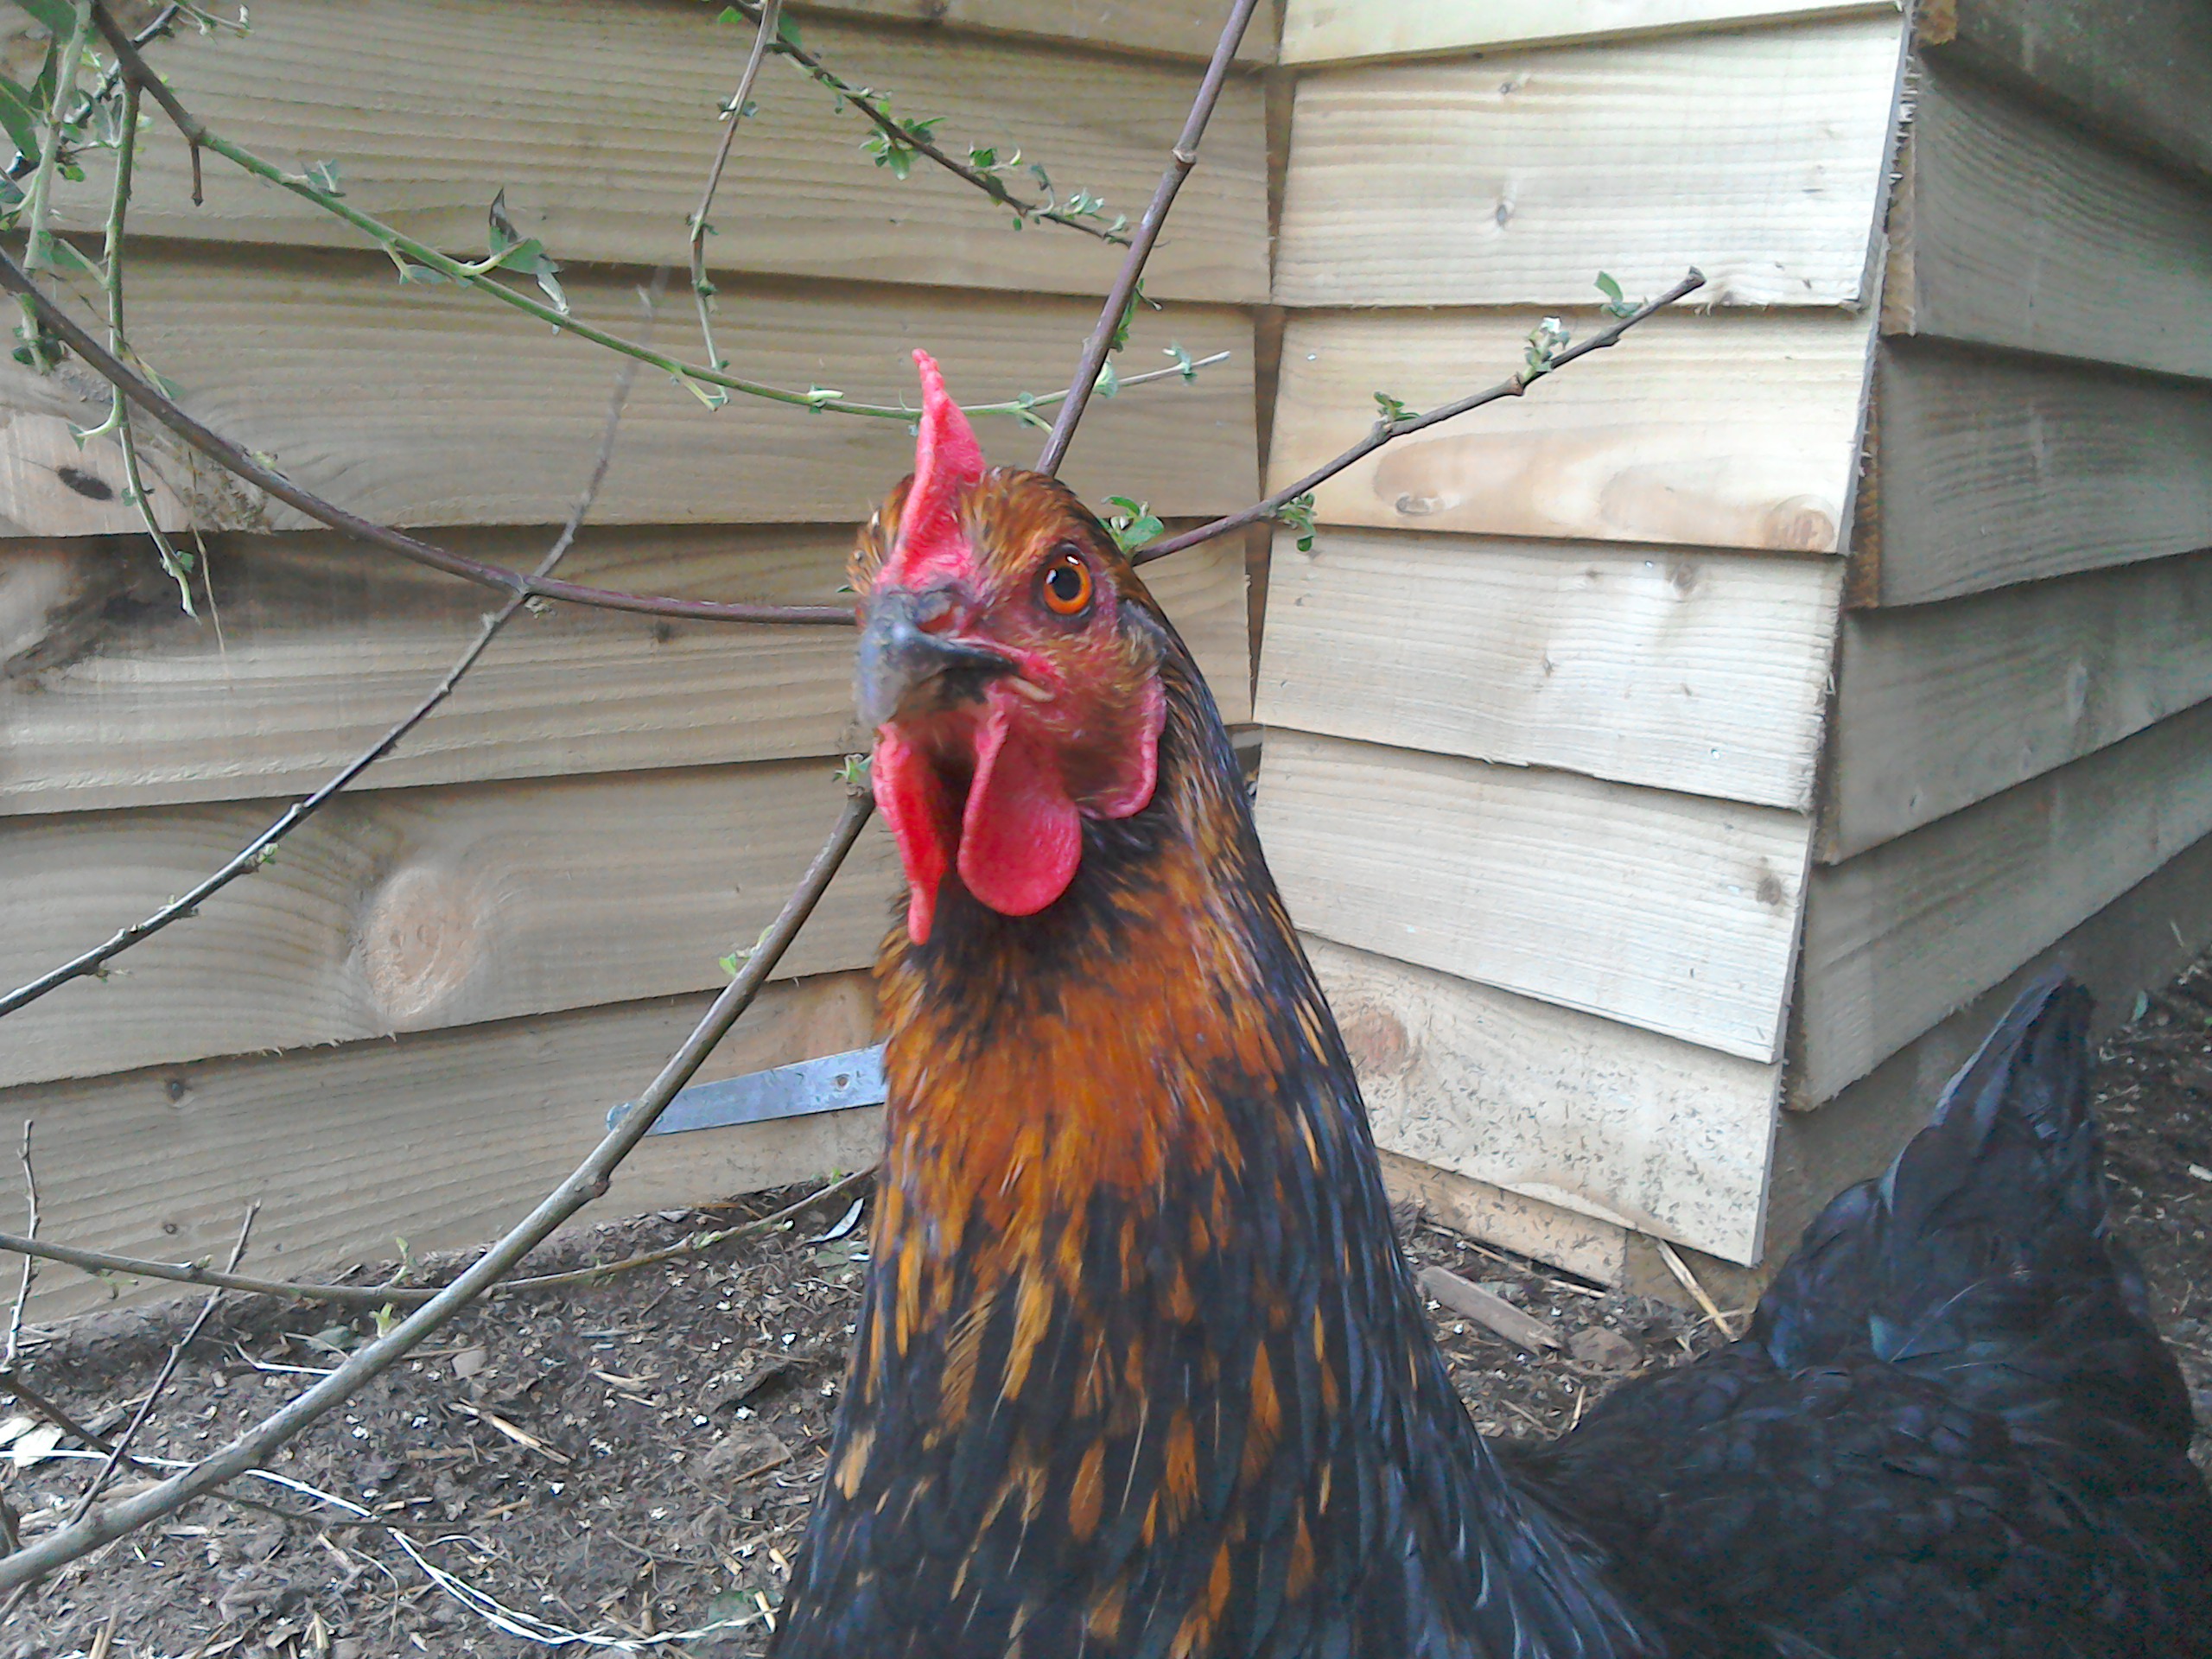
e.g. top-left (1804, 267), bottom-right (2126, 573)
top-left (1258, 0), bottom-right (2212, 1285)
top-left (0, 0), bottom-right (1267, 1319)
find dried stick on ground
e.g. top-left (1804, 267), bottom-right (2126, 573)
top-left (0, 1167), bottom-right (874, 1312)
top-left (1133, 270), bottom-right (1707, 563)
top-left (0, 786), bottom-right (874, 1594)
top-left (689, 0), bottom-right (783, 369)
top-left (1034, 0), bottom-right (1264, 475)
top-left (0, 311), bottom-right (653, 1018)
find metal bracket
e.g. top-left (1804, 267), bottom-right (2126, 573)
top-left (608, 1043), bottom-right (887, 1136)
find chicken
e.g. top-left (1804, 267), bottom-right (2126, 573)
top-left (766, 352), bottom-right (2212, 1658)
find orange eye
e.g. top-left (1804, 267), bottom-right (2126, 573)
top-left (1039, 550), bottom-right (1094, 617)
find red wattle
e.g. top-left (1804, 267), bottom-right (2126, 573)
top-left (873, 729), bottom-right (954, 944)
top-left (958, 707), bottom-right (1083, 919)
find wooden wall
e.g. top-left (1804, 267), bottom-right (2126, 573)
top-left (1257, 0), bottom-right (1904, 1269)
top-left (1796, 7), bottom-right (2212, 1110)
top-left (0, 0), bottom-right (1263, 1319)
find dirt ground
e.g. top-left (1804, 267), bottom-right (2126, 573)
top-left (1, 964), bottom-right (2207, 1659)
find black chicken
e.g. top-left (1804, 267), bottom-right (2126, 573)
top-left (766, 355), bottom-right (2212, 1657)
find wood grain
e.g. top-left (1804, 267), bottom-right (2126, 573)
top-left (1258, 529), bottom-right (1840, 810)
top-left (1867, 340), bottom-right (2212, 604)
top-left (1885, 61), bottom-right (2212, 380)
top-left (1256, 729), bottom-right (1811, 1061)
top-left (1377, 1150), bottom-right (1630, 1287)
top-left (0, 526), bottom-right (1248, 815)
top-left (1268, 308), bottom-right (1874, 552)
top-left (1280, 0), bottom-right (1898, 63)
top-left (1276, 19), bottom-right (1904, 308)
top-left (802, 0), bottom-right (1274, 60)
top-left (2, 248), bottom-right (1256, 537)
top-left (1822, 549), bottom-right (2212, 859)
top-left (1924, 0), bottom-right (2212, 182)
top-left (1314, 938), bottom-right (1779, 1264)
top-left (0, 759), bottom-right (901, 1090)
top-left (1798, 700), bottom-right (2212, 1103)
top-left (38, 0), bottom-right (1268, 304)
top-left (0, 970), bottom-right (884, 1324)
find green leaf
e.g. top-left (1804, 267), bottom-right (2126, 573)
top-left (1371, 391), bottom-right (1417, 424)
top-left (1594, 270), bottom-right (1624, 306)
top-left (776, 11), bottom-right (803, 48)
top-left (9, 0), bottom-right (75, 38)
top-left (0, 73), bottom-right (42, 168)
top-left (1103, 495), bottom-right (1163, 553)
top-left (35, 232), bottom-right (98, 278)
top-left (1093, 360), bottom-right (1119, 399)
top-left (1275, 491), bottom-right (1318, 554)
top-left (302, 158), bottom-right (343, 196)
top-left (1594, 270), bottom-right (1637, 318)
top-left (1164, 342), bottom-right (1197, 383)
top-left (395, 261), bottom-right (449, 285)
top-left (486, 187), bottom-right (521, 254)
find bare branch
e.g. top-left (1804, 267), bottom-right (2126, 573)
top-left (0, 304), bottom-right (660, 1017)
top-left (690, 0), bottom-right (783, 370)
top-left (1132, 270), bottom-right (1709, 563)
top-left (0, 1167), bottom-right (872, 1310)
top-left (0, 785), bottom-right (874, 1595)
top-left (1035, 0), bottom-right (1264, 474)
top-left (3, 1125), bottom-right (36, 1376)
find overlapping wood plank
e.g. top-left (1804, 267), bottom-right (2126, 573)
top-left (1799, 700), bottom-right (2212, 1103)
top-left (0, 759), bottom-right (901, 1089)
top-left (0, 249), bottom-right (1255, 536)
top-left (1268, 309), bottom-right (1873, 551)
top-left (1822, 549), bottom-right (2212, 858)
top-left (1886, 61), bottom-right (2212, 380)
top-left (1258, 529), bottom-right (1839, 810)
top-left (1255, 729), bottom-right (1810, 1061)
top-left (1314, 938), bottom-right (1779, 1264)
top-left (1277, 19), bottom-right (1903, 308)
top-left (0, 526), bottom-right (1247, 814)
top-left (0, 971), bottom-right (883, 1323)
top-left (35, 0), bottom-right (1267, 303)
top-left (1866, 340), bottom-right (2212, 604)
top-left (1280, 0), bottom-right (1897, 63)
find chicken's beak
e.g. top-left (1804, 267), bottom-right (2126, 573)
top-left (855, 587), bottom-right (1016, 733)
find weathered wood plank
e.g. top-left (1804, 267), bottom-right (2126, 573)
top-left (1886, 61), bottom-right (2212, 380)
top-left (1276, 20), bottom-right (1903, 308)
top-left (1822, 549), bottom-right (2212, 859)
top-left (1867, 340), bottom-right (2212, 604)
top-left (1377, 1150), bottom-right (1632, 1287)
top-left (0, 760), bottom-right (901, 1090)
top-left (1268, 309), bottom-right (1874, 552)
top-left (37, 0), bottom-right (1268, 303)
top-left (3, 248), bottom-right (1256, 537)
top-left (1280, 0), bottom-right (1897, 63)
top-left (1258, 529), bottom-right (1840, 811)
top-left (801, 0), bottom-right (1273, 60)
top-left (0, 527), bottom-right (1248, 815)
top-left (0, 970), bottom-right (884, 1324)
top-left (1798, 700), bottom-right (2212, 1103)
top-left (1255, 729), bottom-right (1809, 1061)
top-left (1922, 0), bottom-right (2212, 182)
top-left (1314, 938), bottom-right (1778, 1264)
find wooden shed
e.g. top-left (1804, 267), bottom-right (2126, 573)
top-left (3, 0), bottom-right (2210, 1318)
top-left (1258, 0), bottom-right (2212, 1298)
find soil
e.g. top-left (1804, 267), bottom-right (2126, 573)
top-left (1, 962), bottom-right (2207, 1659)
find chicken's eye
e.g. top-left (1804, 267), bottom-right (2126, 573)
top-left (1039, 549), bottom-right (1094, 617)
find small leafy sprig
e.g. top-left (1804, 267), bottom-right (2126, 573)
top-left (1103, 495), bottom-right (1164, 554)
top-left (1276, 491), bottom-right (1317, 553)
top-left (1594, 270), bottom-right (1639, 318)
top-left (1523, 315), bottom-right (1571, 378)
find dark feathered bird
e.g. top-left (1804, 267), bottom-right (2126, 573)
top-left (766, 353), bottom-right (2212, 1659)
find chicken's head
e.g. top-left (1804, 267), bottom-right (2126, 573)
top-left (853, 350), bottom-right (1166, 945)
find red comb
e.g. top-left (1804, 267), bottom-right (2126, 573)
top-left (884, 350), bottom-right (987, 586)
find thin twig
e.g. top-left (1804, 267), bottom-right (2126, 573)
top-left (0, 1168), bottom-right (873, 1311)
top-left (0, 300), bottom-right (656, 1017)
top-left (0, 3), bottom-right (187, 187)
top-left (1653, 1236), bottom-right (1740, 1340)
top-left (722, 0), bottom-right (1126, 245)
top-left (3, 1125), bottom-right (36, 1375)
top-left (1134, 270), bottom-right (1707, 563)
top-left (68, 1205), bottom-right (256, 1522)
top-left (0, 785), bottom-right (874, 1594)
top-left (690, 0), bottom-right (782, 370)
top-left (87, 4), bottom-right (1181, 428)
top-left (0, 245), bottom-right (853, 627)
top-left (1034, 0), bottom-right (1262, 474)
